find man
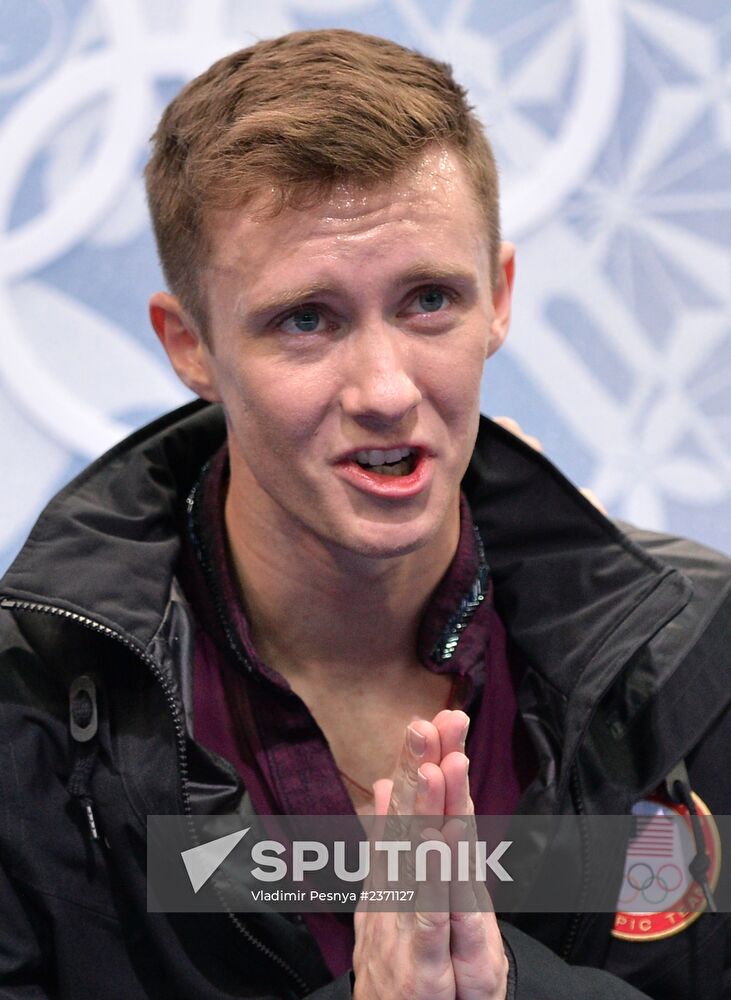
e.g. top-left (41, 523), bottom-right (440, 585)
top-left (0, 28), bottom-right (729, 1000)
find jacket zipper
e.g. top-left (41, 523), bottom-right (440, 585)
top-left (560, 765), bottom-right (587, 961)
top-left (0, 596), bottom-right (312, 997)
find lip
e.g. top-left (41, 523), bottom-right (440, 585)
top-left (334, 446), bottom-right (433, 499)
top-left (335, 442), bottom-right (430, 464)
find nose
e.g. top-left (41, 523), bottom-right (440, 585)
top-left (339, 323), bottom-right (422, 427)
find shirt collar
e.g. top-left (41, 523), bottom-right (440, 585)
top-left (187, 446), bottom-right (493, 688)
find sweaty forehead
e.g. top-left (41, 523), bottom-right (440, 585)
top-left (207, 146), bottom-right (483, 269)
top-left (318, 146), bottom-right (465, 224)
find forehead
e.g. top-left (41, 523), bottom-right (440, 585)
top-left (206, 146), bottom-right (486, 267)
top-left (315, 146), bottom-right (472, 225)
top-left (204, 147), bottom-right (489, 297)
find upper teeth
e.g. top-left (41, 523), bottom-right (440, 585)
top-left (355, 447), bottom-right (413, 465)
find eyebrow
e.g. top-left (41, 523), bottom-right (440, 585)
top-left (246, 281), bottom-right (340, 323)
top-left (244, 263), bottom-right (478, 324)
top-left (396, 263), bottom-right (477, 288)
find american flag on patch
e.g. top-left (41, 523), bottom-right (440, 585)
top-left (627, 815), bottom-right (676, 857)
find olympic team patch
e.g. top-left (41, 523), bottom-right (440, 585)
top-left (612, 793), bottom-right (721, 941)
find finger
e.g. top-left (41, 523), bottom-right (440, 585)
top-left (411, 906), bottom-right (452, 975)
top-left (441, 750), bottom-right (471, 817)
top-left (451, 910), bottom-right (507, 1000)
top-left (441, 816), bottom-right (490, 912)
top-left (451, 914), bottom-right (507, 1000)
top-left (431, 709), bottom-right (470, 759)
top-left (493, 415), bottom-right (544, 453)
top-left (394, 762), bottom-right (446, 890)
top-left (416, 762), bottom-right (446, 817)
top-left (580, 487), bottom-right (608, 515)
top-left (442, 818), bottom-right (473, 913)
top-left (383, 721), bottom-right (440, 859)
top-left (369, 781), bottom-right (391, 886)
top-left (365, 780), bottom-right (394, 900)
top-left (441, 758), bottom-right (492, 913)
top-left (492, 415), bottom-right (521, 434)
top-left (388, 721), bottom-right (440, 818)
top-left (441, 820), bottom-right (506, 999)
top-left (413, 827), bottom-right (451, 964)
top-left (372, 779), bottom-right (393, 817)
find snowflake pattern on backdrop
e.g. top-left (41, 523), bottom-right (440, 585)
top-left (0, 0), bottom-right (729, 570)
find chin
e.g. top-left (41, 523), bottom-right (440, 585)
top-left (339, 519), bottom-right (439, 562)
top-left (353, 538), bottom-right (425, 561)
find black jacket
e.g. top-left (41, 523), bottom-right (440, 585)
top-left (1, 401), bottom-right (729, 999)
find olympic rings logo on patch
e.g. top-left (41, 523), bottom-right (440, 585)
top-left (612, 792), bottom-right (721, 942)
top-left (618, 862), bottom-right (683, 905)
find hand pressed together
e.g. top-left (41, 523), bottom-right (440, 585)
top-left (352, 710), bottom-right (508, 1000)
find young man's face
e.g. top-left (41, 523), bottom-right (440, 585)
top-left (155, 146), bottom-right (514, 563)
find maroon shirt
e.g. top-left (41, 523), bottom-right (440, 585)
top-left (178, 447), bottom-right (532, 975)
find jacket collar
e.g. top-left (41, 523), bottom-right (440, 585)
top-left (1, 402), bottom-right (700, 803)
top-left (1, 400), bottom-right (219, 650)
top-left (463, 419), bottom-right (694, 806)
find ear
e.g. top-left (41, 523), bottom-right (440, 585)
top-left (486, 242), bottom-right (515, 359)
top-left (149, 292), bottom-right (221, 402)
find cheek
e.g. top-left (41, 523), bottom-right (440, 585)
top-left (219, 361), bottom-right (331, 445)
top-left (426, 341), bottom-right (486, 417)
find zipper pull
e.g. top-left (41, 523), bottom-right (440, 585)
top-left (81, 797), bottom-right (100, 841)
top-left (68, 675), bottom-right (102, 843)
top-left (69, 674), bottom-right (98, 742)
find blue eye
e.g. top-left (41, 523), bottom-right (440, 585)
top-left (417, 288), bottom-right (446, 312)
top-left (282, 307), bottom-right (322, 333)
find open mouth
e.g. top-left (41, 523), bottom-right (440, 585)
top-left (353, 447), bottom-right (417, 477)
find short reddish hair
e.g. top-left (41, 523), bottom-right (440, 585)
top-left (145, 28), bottom-right (501, 334)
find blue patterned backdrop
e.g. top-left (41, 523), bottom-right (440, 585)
top-left (1, 0), bottom-right (730, 572)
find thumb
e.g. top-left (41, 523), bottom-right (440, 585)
top-left (372, 778), bottom-right (394, 816)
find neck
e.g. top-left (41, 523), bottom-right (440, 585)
top-left (223, 482), bottom-right (460, 688)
